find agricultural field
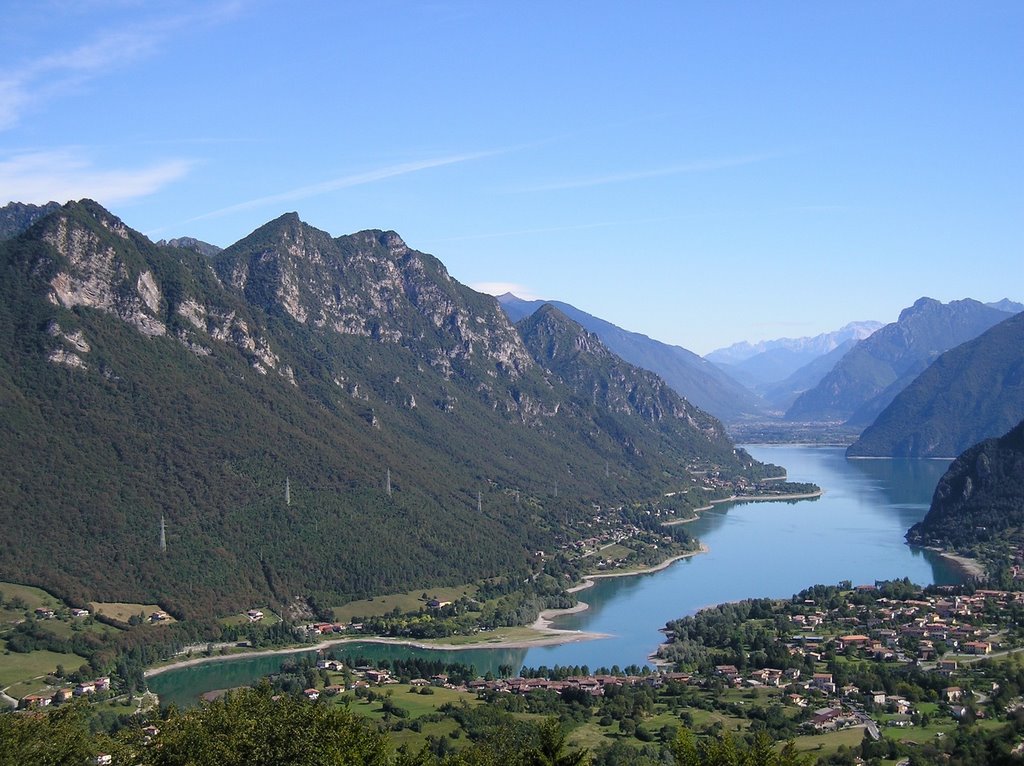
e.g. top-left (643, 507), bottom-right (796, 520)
top-left (0, 582), bottom-right (62, 611)
top-left (332, 586), bottom-right (478, 623)
top-left (0, 639), bottom-right (88, 693)
top-left (220, 608), bottom-right (282, 627)
top-left (89, 601), bottom-right (175, 624)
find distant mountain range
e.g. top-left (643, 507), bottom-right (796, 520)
top-left (756, 338), bottom-right (864, 413)
top-left (848, 310), bottom-right (1024, 458)
top-left (497, 294), bottom-right (765, 422)
top-left (906, 417), bottom-right (1024, 549)
top-left (0, 200), bottom-right (773, 617)
top-left (785, 298), bottom-right (1020, 424)
top-left (705, 321), bottom-right (882, 389)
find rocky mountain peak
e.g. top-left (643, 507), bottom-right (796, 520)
top-left (517, 304), bottom-right (612, 365)
top-left (0, 200), bottom-right (63, 240)
top-left (216, 216), bottom-right (534, 379)
top-left (157, 236), bottom-right (223, 257)
top-left (897, 296), bottom-right (942, 322)
top-left (38, 201), bottom-right (168, 339)
top-left (378, 230), bottom-right (408, 256)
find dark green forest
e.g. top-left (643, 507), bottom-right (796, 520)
top-left (907, 418), bottom-right (1024, 549)
top-left (0, 201), bottom-right (775, 618)
top-left (848, 310), bottom-right (1024, 458)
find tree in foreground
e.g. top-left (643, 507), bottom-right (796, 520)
top-left (0, 702), bottom-right (108, 766)
top-left (670, 728), bottom-right (811, 766)
top-left (138, 685), bottom-right (390, 766)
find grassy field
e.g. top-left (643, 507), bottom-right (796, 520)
top-left (325, 682), bottom-right (480, 752)
top-left (591, 544), bottom-right (633, 561)
top-left (0, 606), bottom-right (28, 626)
top-left (566, 721), bottom-right (621, 752)
top-left (332, 586), bottom-right (478, 623)
top-left (791, 726), bottom-right (865, 757)
top-left (89, 601), bottom-right (175, 624)
top-left (220, 608), bottom-right (282, 627)
top-left (412, 625), bottom-right (561, 647)
top-left (33, 617), bottom-right (120, 640)
top-left (361, 684), bottom-right (481, 717)
top-left (0, 581), bottom-right (61, 611)
top-left (0, 639), bottom-right (89, 690)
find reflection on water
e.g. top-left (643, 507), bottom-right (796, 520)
top-left (845, 456), bottom-right (952, 530)
top-left (151, 446), bottom-right (964, 707)
top-left (150, 642), bottom-right (529, 709)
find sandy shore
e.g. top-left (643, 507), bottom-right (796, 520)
top-left (530, 601), bottom-right (597, 632)
top-left (144, 627), bottom-right (615, 678)
top-left (929, 548), bottom-right (986, 579)
top-left (145, 547), bottom-right (717, 679)
top-left (533, 545), bottom-right (711, 623)
top-left (579, 545), bottom-right (709, 582)
top-left (662, 513), bottom-right (704, 526)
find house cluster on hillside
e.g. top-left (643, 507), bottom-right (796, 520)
top-left (32, 606), bottom-right (90, 619)
top-left (19, 676), bottom-right (111, 709)
top-left (706, 585), bottom-right (1024, 733)
top-left (311, 657), bottom-right (693, 700)
top-left (785, 587), bottom-right (1013, 663)
top-left (466, 672), bottom-right (693, 697)
top-left (306, 620), bottom-right (363, 635)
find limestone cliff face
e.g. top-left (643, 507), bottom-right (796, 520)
top-left (11, 200), bottom-right (750, 455)
top-left (43, 213), bottom-right (167, 338)
top-left (516, 304), bottom-right (738, 464)
top-left (26, 201), bottom-right (282, 376)
top-left (214, 214), bottom-right (534, 382)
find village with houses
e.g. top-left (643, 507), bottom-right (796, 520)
top-left (652, 580), bottom-right (1024, 743)
top-left (201, 578), bottom-right (1024, 763)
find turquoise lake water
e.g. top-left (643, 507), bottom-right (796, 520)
top-left (149, 445), bottom-right (962, 708)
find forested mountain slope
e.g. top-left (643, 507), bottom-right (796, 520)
top-left (849, 311), bottom-right (1024, 457)
top-left (498, 294), bottom-right (764, 422)
top-left (786, 297), bottom-right (1017, 425)
top-left (907, 419), bottom-right (1024, 548)
top-left (0, 201), bottom-right (771, 618)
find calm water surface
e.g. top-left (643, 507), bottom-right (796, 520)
top-left (150, 446), bottom-right (961, 707)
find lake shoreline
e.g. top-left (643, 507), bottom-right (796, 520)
top-left (926, 548), bottom-right (986, 579)
top-left (141, 446), bottom-right (965, 704)
top-left (144, 630), bottom-right (609, 678)
top-left (663, 489), bottom-right (824, 525)
top-left (145, 547), bottom-right (715, 679)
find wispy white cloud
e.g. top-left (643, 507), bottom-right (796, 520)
top-left (513, 152), bottom-right (783, 193)
top-left (0, 148), bottom-right (193, 205)
top-left (0, 2), bottom-right (243, 130)
top-left (470, 282), bottom-right (541, 300)
top-left (186, 151), bottom-right (501, 222)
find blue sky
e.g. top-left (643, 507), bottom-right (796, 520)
top-left (1, 2), bottom-right (1021, 354)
